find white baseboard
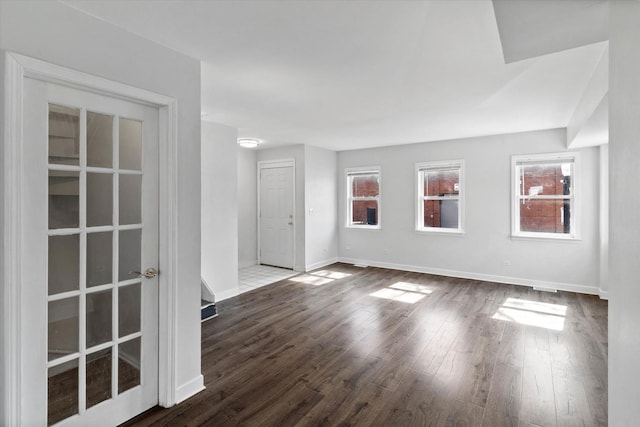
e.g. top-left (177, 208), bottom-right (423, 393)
top-left (337, 257), bottom-right (601, 296)
top-left (175, 374), bottom-right (205, 404)
top-left (598, 290), bottom-right (609, 300)
top-left (215, 287), bottom-right (240, 302)
top-left (238, 259), bottom-right (258, 269)
top-left (305, 257), bottom-right (339, 272)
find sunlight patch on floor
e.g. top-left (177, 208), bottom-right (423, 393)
top-left (289, 269), bottom-right (352, 286)
top-left (492, 297), bottom-right (567, 331)
top-left (290, 275), bottom-right (334, 286)
top-left (370, 281), bottom-right (432, 304)
top-left (390, 282), bottom-right (433, 294)
top-left (312, 270), bottom-right (352, 279)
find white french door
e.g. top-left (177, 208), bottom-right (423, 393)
top-left (21, 78), bottom-right (159, 426)
top-left (259, 164), bottom-right (294, 269)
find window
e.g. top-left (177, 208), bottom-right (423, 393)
top-left (416, 160), bottom-right (464, 233)
top-left (346, 167), bottom-right (380, 228)
top-left (512, 153), bottom-right (578, 239)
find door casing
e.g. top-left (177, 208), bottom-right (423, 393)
top-left (257, 159), bottom-right (296, 271)
top-left (2, 52), bottom-right (184, 426)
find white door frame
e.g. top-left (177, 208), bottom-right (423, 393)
top-left (257, 159), bottom-right (296, 270)
top-left (2, 52), bottom-right (180, 426)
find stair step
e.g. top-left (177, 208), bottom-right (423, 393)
top-left (201, 301), bottom-right (218, 322)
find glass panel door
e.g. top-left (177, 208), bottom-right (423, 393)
top-left (46, 104), bottom-right (147, 425)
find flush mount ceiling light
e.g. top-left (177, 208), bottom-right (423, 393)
top-left (237, 138), bottom-right (261, 148)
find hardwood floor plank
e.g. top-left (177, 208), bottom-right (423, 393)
top-left (496, 322), bottom-right (526, 368)
top-left (457, 336), bottom-right (500, 408)
top-left (120, 264), bottom-right (607, 427)
top-left (413, 320), bottom-right (460, 376)
top-left (442, 400), bottom-right (484, 427)
top-left (433, 349), bottom-right (473, 399)
top-left (482, 408), bottom-right (519, 427)
top-left (519, 346), bottom-right (557, 427)
top-left (485, 362), bottom-right (522, 425)
top-left (372, 372), bottom-right (436, 426)
top-left (552, 369), bottom-right (596, 427)
top-left (297, 382), bottom-right (390, 426)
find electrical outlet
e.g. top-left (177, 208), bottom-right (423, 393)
top-left (503, 260), bottom-right (511, 266)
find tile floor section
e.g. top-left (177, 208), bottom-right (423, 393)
top-left (238, 264), bottom-right (298, 294)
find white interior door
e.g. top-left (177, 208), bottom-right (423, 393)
top-left (259, 165), bottom-right (294, 269)
top-left (21, 77), bottom-right (159, 426)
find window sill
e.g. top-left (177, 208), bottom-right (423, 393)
top-left (346, 225), bottom-right (381, 231)
top-left (416, 228), bottom-right (465, 236)
top-left (511, 233), bottom-right (581, 242)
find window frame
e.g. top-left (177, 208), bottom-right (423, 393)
top-left (511, 152), bottom-right (579, 240)
top-left (415, 159), bottom-right (465, 234)
top-left (345, 166), bottom-right (381, 230)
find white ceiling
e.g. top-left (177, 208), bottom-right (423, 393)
top-left (62, 0), bottom-right (607, 151)
top-left (493, 0), bottom-right (608, 63)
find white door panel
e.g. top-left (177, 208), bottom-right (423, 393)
top-left (259, 166), bottom-right (294, 269)
top-left (21, 78), bottom-right (159, 426)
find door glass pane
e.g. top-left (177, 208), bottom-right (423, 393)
top-left (87, 173), bottom-right (113, 227)
top-left (119, 283), bottom-right (141, 337)
top-left (119, 174), bottom-right (141, 225)
top-left (118, 229), bottom-right (141, 282)
top-left (86, 348), bottom-right (112, 409)
top-left (48, 297), bottom-right (79, 361)
top-left (118, 338), bottom-right (141, 394)
top-left (87, 232), bottom-right (113, 288)
top-left (48, 234), bottom-right (79, 295)
top-left (48, 358), bottom-right (79, 426)
top-left (87, 111), bottom-right (113, 168)
top-left (86, 290), bottom-right (112, 348)
top-left (49, 171), bottom-right (79, 229)
top-left (49, 104), bottom-right (79, 166)
top-left (119, 118), bottom-right (142, 171)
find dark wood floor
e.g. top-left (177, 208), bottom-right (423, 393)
top-left (123, 263), bottom-right (608, 427)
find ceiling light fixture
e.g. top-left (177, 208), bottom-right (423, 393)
top-left (238, 138), bottom-right (261, 148)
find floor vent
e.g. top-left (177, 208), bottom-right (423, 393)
top-left (201, 301), bottom-right (218, 322)
top-left (533, 286), bottom-right (558, 293)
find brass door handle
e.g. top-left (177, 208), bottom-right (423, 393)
top-left (130, 268), bottom-right (158, 279)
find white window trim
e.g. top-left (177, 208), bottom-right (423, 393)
top-left (511, 152), bottom-right (580, 241)
top-left (345, 166), bottom-right (381, 230)
top-left (415, 159), bottom-right (465, 235)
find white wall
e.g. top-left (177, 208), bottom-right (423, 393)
top-left (609, 1), bottom-right (640, 424)
top-left (237, 147), bottom-right (258, 268)
top-left (257, 145), bottom-right (306, 270)
top-left (598, 144), bottom-right (609, 297)
top-left (304, 145), bottom-right (339, 270)
top-left (201, 121), bottom-right (239, 301)
top-left (0, 0), bottom-right (203, 418)
top-left (338, 128), bottom-right (602, 294)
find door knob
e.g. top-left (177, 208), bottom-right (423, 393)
top-left (130, 268), bottom-right (158, 279)
top-left (288, 221), bottom-right (293, 225)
